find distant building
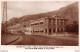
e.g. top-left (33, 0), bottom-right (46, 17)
top-left (30, 15), bottom-right (68, 35)
top-left (7, 22), bottom-right (32, 34)
top-left (23, 27), bottom-right (32, 34)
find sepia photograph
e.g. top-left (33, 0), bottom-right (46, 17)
top-left (1, 1), bottom-right (79, 46)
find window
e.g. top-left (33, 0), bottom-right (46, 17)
top-left (35, 31), bottom-right (37, 32)
top-left (64, 20), bottom-right (67, 25)
top-left (23, 25), bottom-right (26, 27)
top-left (40, 30), bottom-right (43, 32)
top-left (31, 24), bottom-right (33, 26)
top-left (40, 22), bottom-right (43, 24)
top-left (49, 19), bottom-right (51, 23)
top-left (61, 20), bottom-right (63, 24)
top-left (53, 19), bottom-right (55, 24)
top-left (37, 23), bottom-right (39, 25)
top-left (38, 31), bottom-right (39, 32)
top-left (35, 23), bottom-right (37, 25)
top-left (31, 23), bottom-right (39, 26)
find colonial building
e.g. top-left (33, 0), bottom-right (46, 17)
top-left (30, 15), bottom-right (68, 35)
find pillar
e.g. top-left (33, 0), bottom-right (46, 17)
top-left (51, 19), bottom-right (53, 34)
top-left (55, 18), bottom-right (58, 33)
top-left (63, 20), bottom-right (65, 32)
top-left (46, 18), bottom-right (49, 35)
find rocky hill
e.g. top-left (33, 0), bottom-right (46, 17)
top-left (6, 2), bottom-right (78, 27)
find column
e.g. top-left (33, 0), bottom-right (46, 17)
top-left (53, 19), bottom-right (55, 33)
top-left (47, 18), bottom-right (49, 35)
top-left (63, 20), bottom-right (65, 32)
top-left (51, 19), bottom-right (53, 34)
top-left (58, 19), bottom-right (60, 32)
top-left (55, 18), bottom-right (57, 33)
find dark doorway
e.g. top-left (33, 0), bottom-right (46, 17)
top-left (45, 29), bottom-right (47, 33)
top-left (57, 28), bottom-right (59, 32)
top-left (49, 28), bottom-right (51, 33)
top-left (53, 29), bottom-right (55, 32)
top-left (61, 28), bottom-right (63, 32)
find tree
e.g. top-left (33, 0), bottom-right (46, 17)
top-left (65, 21), bottom-right (78, 34)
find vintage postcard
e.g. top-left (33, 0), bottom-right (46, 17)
top-left (0, 0), bottom-right (80, 50)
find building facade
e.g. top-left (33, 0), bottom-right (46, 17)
top-left (30, 15), bottom-right (68, 35)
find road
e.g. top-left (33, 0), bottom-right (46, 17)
top-left (9, 34), bottom-right (78, 46)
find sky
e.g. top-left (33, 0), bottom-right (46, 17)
top-left (5, 1), bottom-right (77, 20)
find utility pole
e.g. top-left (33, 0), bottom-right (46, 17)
top-left (2, 1), bottom-right (7, 23)
top-left (2, 1), bottom-right (7, 35)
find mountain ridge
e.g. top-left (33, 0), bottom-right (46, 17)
top-left (6, 2), bottom-right (78, 27)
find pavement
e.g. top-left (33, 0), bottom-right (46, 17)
top-left (1, 33), bottom-right (78, 46)
top-left (1, 34), bottom-right (20, 45)
top-left (10, 34), bottom-right (78, 46)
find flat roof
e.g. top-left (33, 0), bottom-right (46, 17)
top-left (29, 15), bottom-right (68, 24)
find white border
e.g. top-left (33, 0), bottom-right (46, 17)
top-left (0, 0), bottom-right (80, 50)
